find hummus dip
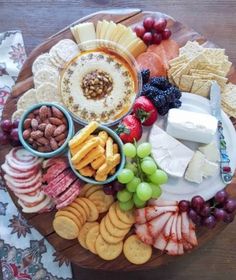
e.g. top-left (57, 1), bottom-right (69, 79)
top-left (60, 49), bottom-right (138, 124)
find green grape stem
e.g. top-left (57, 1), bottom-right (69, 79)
top-left (134, 140), bottom-right (144, 182)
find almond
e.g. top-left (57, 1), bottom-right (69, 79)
top-left (44, 124), bottom-right (55, 138)
top-left (53, 124), bottom-right (67, 136)
top-left (50, 138), bottom-right (58, 150)
top-left (27, 113), bottom-right (35, 119)
top-left (33, 109), bottom-right (39, 115)
top-left (31, 118), bottom-right (38, 130)
top-left (31, 130), bottom-right (44, 139)
top-left (39, 105), bottom-right (49, 120)
top-left (23, 118), bottom-right (31, 129)
top-left (28, 137), bottom-right (34, 144)
top-left (47, 107), bottom-right (52, 118)
top-left (38, 123), bottom-right (47, 131)
top-left (38, 145), bottom-right (52, 152)
top-left (61, 117), bottom-right (68, 125)
top-left (52, 106), bottom-right (64, 119)
top-left (23, 129), bottom-right (31, 139)
top-left (58, 139), bottom-right (66, 147)
top-left (37, 137), bottom-right (49, 145)
top-left (49, 117), bottom-right (63, 126)
top-left (55, 132), bottom-right (67, 141)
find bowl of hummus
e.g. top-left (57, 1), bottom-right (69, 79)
top-left (60, 40), bottom-right (142, 126)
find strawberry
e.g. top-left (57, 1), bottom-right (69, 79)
top-left (133, 96), bottom-right (158, 126)
top-left (116, 115), bottom-right (142, 143)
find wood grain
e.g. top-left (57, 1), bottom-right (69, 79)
top-left (1, 2), bottom-right (236, 279)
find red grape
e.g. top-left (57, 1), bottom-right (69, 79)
top-left (199, 204), bottom-right (211, 217)
top-left (223, 212), bottom-right (235, 223)
top-left (162, 29), bottom-right (172, 40)
top-left (152, 33), bottom-right (162, 45)
top-left (10, 139), bottom-right (21, 147)
top-left (191, 195), bottom-right (205, 212)
top-left (188, 209), bottom-right (202, 226)
top-left (10, 128), bottom-right (19, 142)
top-left (134, 25), bottom-right (146, 38)
top-left (1, 119), bottom-right (13, 132)
top-left (202, 215), bottom-right (217, 229)
top-left (0, 131), bottom-right (9, 145)
top-left (153, 18), bottom-right (167, 32)
top-left (214, 189), bottom-right (228, 204)
top-left (12, 119), bottom-right (19, 129)
top-left (142, 32), bottom-right (153, 45)
top-left (113, 181), bottom-right (125, 192)
top-left (103, 184), bottom-right (115, 196)
top-left (178, 200), bottom-right (190, 212)
top-left (143, 17), bottom-right (154, 30)
top-left (224, 198), bottom-right (236, 213)
top-left (213, 208), bottom-right (226, 221)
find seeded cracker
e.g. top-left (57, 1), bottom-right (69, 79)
top-left (11, 109), bottom-right (25, 122)
top-left (36, 82), bottom-right (62, 103)
top-left (32, 53), bottom-right (56, 74)
top-left (17, 88), bottom-right (38, 110)
top-left (34, 66), bottom-right (59, 88)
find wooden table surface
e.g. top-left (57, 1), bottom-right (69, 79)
top-left (1, 1), bottom-right (236, 279)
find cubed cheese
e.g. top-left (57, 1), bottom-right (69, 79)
top-left (149, 125), bottom-right (194, 178)
top-left (199, 141), bottom-right (220, 162)
top-left (166, 108), bottom-right (218, 144)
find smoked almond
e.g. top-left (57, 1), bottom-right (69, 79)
top-left (54, 124), bottom-right (67, 137)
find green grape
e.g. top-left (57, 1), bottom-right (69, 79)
top-left (125, 162), bottom-right (138, 175)
top-left (133, 193), bottom-right (146, 208)
top-left (150, 183), bottom-right (162, 198)
top-left (119, 199), bottom-right (134, 211)
top-left (136, 182), bottom-right (152, 201)
top-left (117, 188), bottom-right (133, 202)
top-left (123, 143), bottom-right (136, 158)
top-left (149, 169), bottom-right (168, 185)
top-left (117, 168), bottom-right (134, 184)
top-left (126, 176), bottom-right (141, 192)
top-left (142, 156), bottom-right (154, 162)
top-left (141, 160), bottom-right (157, 175)
top-left (137, 142), bottom-right (152, 158)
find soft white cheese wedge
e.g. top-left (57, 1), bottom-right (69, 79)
top-left (199, 141), bottom-right (220, 162)
top-left (149, 125), bottom-right (194, 178)
top-left (184, 151), bottom-right (205, 184)
top-left (166, 108), bottom-right (218, 144)
top-left (202, 159), bottom-right (219, 178)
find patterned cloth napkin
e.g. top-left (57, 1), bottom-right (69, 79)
top-left (0, 30), bottom-right (72, 280)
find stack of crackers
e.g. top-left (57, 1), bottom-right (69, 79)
top-left (221, 82), bottom-right (236, 118)
top-left (168, 41), bottom-right (232, 97)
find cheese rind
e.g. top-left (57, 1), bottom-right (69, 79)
top-left (166, 108), bottom-right (218, 144)
top-left (149, 125), bottom-right (194, 178)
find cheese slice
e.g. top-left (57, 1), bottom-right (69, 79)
top-left (184, 151), bottom-right (205, 184)
top-left (202, 159), bottom-right (219, 177)
top-left (75, 22), bottom-right (96, 43)
top-left (111, 24), bottom-right (126, 43)
top-left (199, 141), bottom-right (220, 162)
top-left (96, 21), bottom-right (102, 39)
top-left (149, 125), bottom-right (194, 178)
top-left (70, 26), bottom-right (80, 43)
top-left (127, 38), bottom-right (147, 58)
top-left (167, 108), bottom-right (218, 144)
top-left (104, 21), bottom-right (117, 42)
top-left (99, 20), bottom-right (110, 40)
top-left (117, 27), bottom-right (136, 47)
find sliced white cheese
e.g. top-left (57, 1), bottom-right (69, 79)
top-left (184, 151), bottom-right (205, 184)
top-left (96, 20), bottom-right (102, 39)
top-left (104, 21), bottom-right (117, 42)
top-left (111, 24), bottom-right (126, 43)
top-left (75, 22), bottom-right (96, 43)
top-left (127, 38), bottom-right (147, 58)
top-left (202, 159), bottom-right (219, 178)
top-left (99, 20), bottom-right (110, 40)
top-left (166, 108), bottom-right (218, 144)
top-left (199, 141), bottom-right (220, 162)
top-left (149, 125), bottom-right (194, 178)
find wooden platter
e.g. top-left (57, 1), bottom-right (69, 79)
top-left (1, 8), bottom-right (236, 271)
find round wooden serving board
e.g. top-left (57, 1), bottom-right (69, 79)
top-left (2, 8), bottom-right (236, 271)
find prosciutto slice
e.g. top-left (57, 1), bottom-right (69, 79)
top-left (135, 223), bottom-right (154, 245)
top-left (148, 199), bottom-right (178, 207)
top-left (165, 213), bottom-right (178, 255)
top-left (148, 212), bottom-right (172, 238)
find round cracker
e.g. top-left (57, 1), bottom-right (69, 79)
top-left (108, 203), bottom-right (131, 230)
top-left (85, 185), bottom-right (103, 198)
top-left (123, 235), bottom-right (152, 265)
top-left (78, 222), bottom-right (99, 249)
top-left (115, 202), bottom-right (135, 225)
top-left (95, 234), bottom-right (123, 261)
top-left (80, 197), bottom-right (98, 222)
top-left (55, 210), bottom-right (82, 230)
top-left (34, 66), bottom-right (59, 88)
top-left (53, 216), bottom-right (79, 240)
top-left (85, 223), bottom-right (100, 254)
top-left (88, 190), bottom-right (114, 213)
top-left (36, 82), bottom-right (61, 103)
top-left (63, 206), bottom-right (84, 225)
top-left (74, 198), bottom-right (90, 218)
top-left (11, 109), bottom-right (25, 122)
top-left (69, 202), bottom-right (87, 223)
top-left (17, 89), bottom-right (37, 110)
top-left (105, 215), bottom-right (130, 238)
top-left (100, 218), bottom-right (123, 244)
top-left (79, 183), bottom-right (94, 197)
top-left (32, 53), bottom-right (56, 74)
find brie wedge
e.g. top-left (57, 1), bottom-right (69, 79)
top-left (199, 141), bottom-right (220, 162)
top-left (184, 151), bottom-right (205, 184)
top-left (149, 125), bottom-right (194, 178)
top-left (166, 108), bottom-right (218, 144)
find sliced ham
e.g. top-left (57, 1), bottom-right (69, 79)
top-left (148, 199), bottom-right (178, 207)
top-left (1, 162), bottom-right (39, 179)
top-left (148, 212), bottom-right (172, 238)
top-left (18, 196), bottom-right (52, 213)
top-left (165, 213), bottom-right (178, 255)
top-left (4, 171), bottom-right (42, 189)
top-left (43, 161), bottom-right (69, 183)
top-left (135, 223), bottom-right (154, 245)
top-left (55, 179), bottom-right (82, 204)
top-left (176, 214), bottom-right (184, 255)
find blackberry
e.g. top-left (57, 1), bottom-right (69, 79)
top-left (169, 86), bottom-right (182, 99)
top-left (164, 89), bottom-right (176, 103)
top-left (174, 99), bottom-right (182, 108)
top-left (149, 77), bottom-right (171, 90)
top-left (141, 84), bottom-right (160, 99)
top-left (141, 69), bottom-right (150, 84)
top-left (158, 106), bottom-right (169, 116)
top-left (152, 95), bottom-right (167, 108)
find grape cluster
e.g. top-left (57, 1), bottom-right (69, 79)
top-left (140, 74), bottom-right (182, 116)
top-left (103, 181), bottom-right (125, 196)
top-left (0, 119), bottom-right (20, 146)
top-left (115, 142), bottom-right (168, 211)
top-left (179, 190), bottom-right (236, 229)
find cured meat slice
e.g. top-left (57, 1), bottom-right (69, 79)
top-left (148, 199), bottom-right (178, 207)
top-left (153, 214), bottom-right (175, 251)
top-left (147, 44), bottom-right (169, 69)
top-left (7, 182), bottom-right (42, 194)
top-left (18, 196), bottom-right (52, 213)
top-left (136, 52), bottom-right (167, 77)
top-left (135, 223), bottom-right (153, 245)
top-left (4, 171), bottom-right (42, 189)
top-left (43, 161), bottom-right (69, 183)
top-left (55, 179), bottom-right (82, 204)
top-left (135, 207), bottom-right (146, 224)
top-left (42, 156), bottom-right (68, 169)
top-left (11, 147), bottom-right (39, 164)
top-left (4, 170), bottom-right (40, 184)
top-left (165, 213), bottom-right (178, 255)
top-left (14, 191), bottom-right (45, 203)
top-left (43, 169), bottom-right (71, 193)
top-left (39, 200), bottom-right (55, 213)
top-left (181, 211), bottom-right (190, 242)
top-left (148, 212), bottom-right (172, 238)
top-left (56, 188), bottom-right (80, 209)
top-left (6, 155), bottom-right (41, 172)
top-left (1, 162), bottom-right (39, 179)
top-left (176, 214), bottom-right (184, 255)
top-left (161, 39), bottom-right (179, 62)
top-left (189, 219), bottom-right (198, 246)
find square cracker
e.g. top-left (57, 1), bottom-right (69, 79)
top-left (191, 79), bottom-right (211, 97)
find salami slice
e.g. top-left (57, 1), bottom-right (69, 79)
top-left (56, 188), bottom-right (80, 209)
top-left (18, 196), bottom-right (52, 213)
top-left (42, 169), bottom-right (72, 193)
top-left (42, 156), bottom-right (68, 169)
top-left (55, 179), bottom-right (82, 204)
top-left (7, 182), bottom-right (42, 194)
top-left (4, 171), bottom-right (42, 189)
top-left (1, 162), bottom-right (39, 179)
top-left (43, 161), bottom-right (69, 183)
